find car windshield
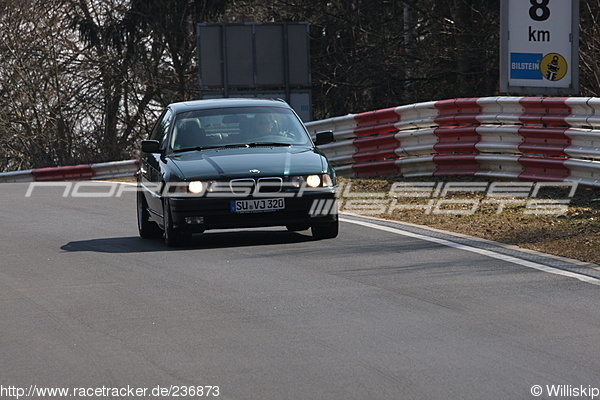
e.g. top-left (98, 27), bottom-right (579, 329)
top-left (170, 106), bottom-right (312, 151)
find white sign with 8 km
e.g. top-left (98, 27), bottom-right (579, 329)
top-left (501, 0), bottom-right (579, 94)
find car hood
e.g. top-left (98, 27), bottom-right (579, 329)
top-left (168, 146), bottom-right (328, 180)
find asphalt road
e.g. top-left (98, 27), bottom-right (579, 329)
top-left (1, 182), bottom-right (599, 400)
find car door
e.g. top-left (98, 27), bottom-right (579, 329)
top-left (140, 109), bottom-right (173, 215)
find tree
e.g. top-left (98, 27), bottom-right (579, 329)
top-left (0, 0), bottom-right (88, 169)
top-left (67, 0), bottom-right (162, 162)
top-left (224, 0), bottom-right (409, 117)
top-left (225, 0), bottom-right (500, 118)
top-left (0, 0), bottom-right (232, 171)
top-left (65, 0), bottom-right (231, 161)
top-left (122, 0), bottom-right (229, 103)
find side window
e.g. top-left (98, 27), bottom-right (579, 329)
top-left (149, 109), bottom-right (173, 149)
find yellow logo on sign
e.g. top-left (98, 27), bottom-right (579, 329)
top-left (540, 53), bottom-right (568, 81)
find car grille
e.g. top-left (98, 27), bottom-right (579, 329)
top-left (229, 179), bottom-right (255, 195)
top-left (228, 177), bottom-right (283, 195)
top-left (257, 177), bottom-right (283, 193)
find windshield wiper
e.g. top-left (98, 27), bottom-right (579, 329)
top-left (172, 142), bottom-right (292, 153)
top-left (172, 144), bottom-right (249, 153)
top-left (246, 142), bottom-right (291, 147)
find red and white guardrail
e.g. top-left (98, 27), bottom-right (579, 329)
top-left (2, 97), bottom-right (600, 186)
top-left (305, 97), bottom-right (600, 187)
top-left (0, 160), bottom-right (139, 183)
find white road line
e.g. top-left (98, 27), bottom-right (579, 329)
top-left (340, 217), bottom-right (600, 286)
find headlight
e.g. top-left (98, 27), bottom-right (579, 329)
top-left (290, 174), bottom-right (334, 189)
top-left (306, 175), bottom-right (322, 188)
top-left (188, 181), bottom-right (204, 194)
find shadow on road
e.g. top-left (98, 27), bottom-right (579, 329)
top-left (60, 229), bottom-right (315, 253)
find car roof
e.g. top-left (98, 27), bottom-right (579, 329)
top-left (168, 98), bottom-right (290, 114)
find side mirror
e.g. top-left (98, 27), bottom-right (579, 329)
top-left (314, 130), bottom-right (334, 146)
top-left (141, 140), bottom-right (161, 154)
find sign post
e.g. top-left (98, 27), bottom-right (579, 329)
top-left (196, 22), bottom-right (313, 121)
top-left (500, 0), bottom-right (579, 94)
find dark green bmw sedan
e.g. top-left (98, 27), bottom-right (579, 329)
top-left (137, 98), bottom-right (338, 247)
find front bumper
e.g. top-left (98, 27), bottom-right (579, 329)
top-left (168, 191), bottom-right (337, 232)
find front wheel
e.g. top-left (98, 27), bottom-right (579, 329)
top-left (137, 191), bottom-right (162, 239)
top-left (163, 198), bottom-right (191, 247)
top-left (311, 219), bottom-right (339, 240)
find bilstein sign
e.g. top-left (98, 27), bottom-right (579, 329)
top-left (500, 0), bottom-right (579, 94)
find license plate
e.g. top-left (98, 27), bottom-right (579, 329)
top-left (230, 198), bottom-right (285, 213)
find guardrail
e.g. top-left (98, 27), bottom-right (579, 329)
top-left (2, 97), bottom-right (600, 186)
top-left (0, 160), bottom-right (139, 183)
top-left (305, 97), bottom-right (600, 187)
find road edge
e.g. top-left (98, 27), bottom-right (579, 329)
top-left (340, 212), bottom-right (600, 284)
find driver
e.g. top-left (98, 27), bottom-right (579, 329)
top-left (253, 114), bottom-right (275, 138)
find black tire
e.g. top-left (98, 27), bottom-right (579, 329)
top-left (311, 219), bottom-right (339, 240)
top-left (163, 198), bottom-right (191, 247)
top-left (137, 191), bottom-right (162, 239)
top-left (286, 224), bottom-right (310, 232)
